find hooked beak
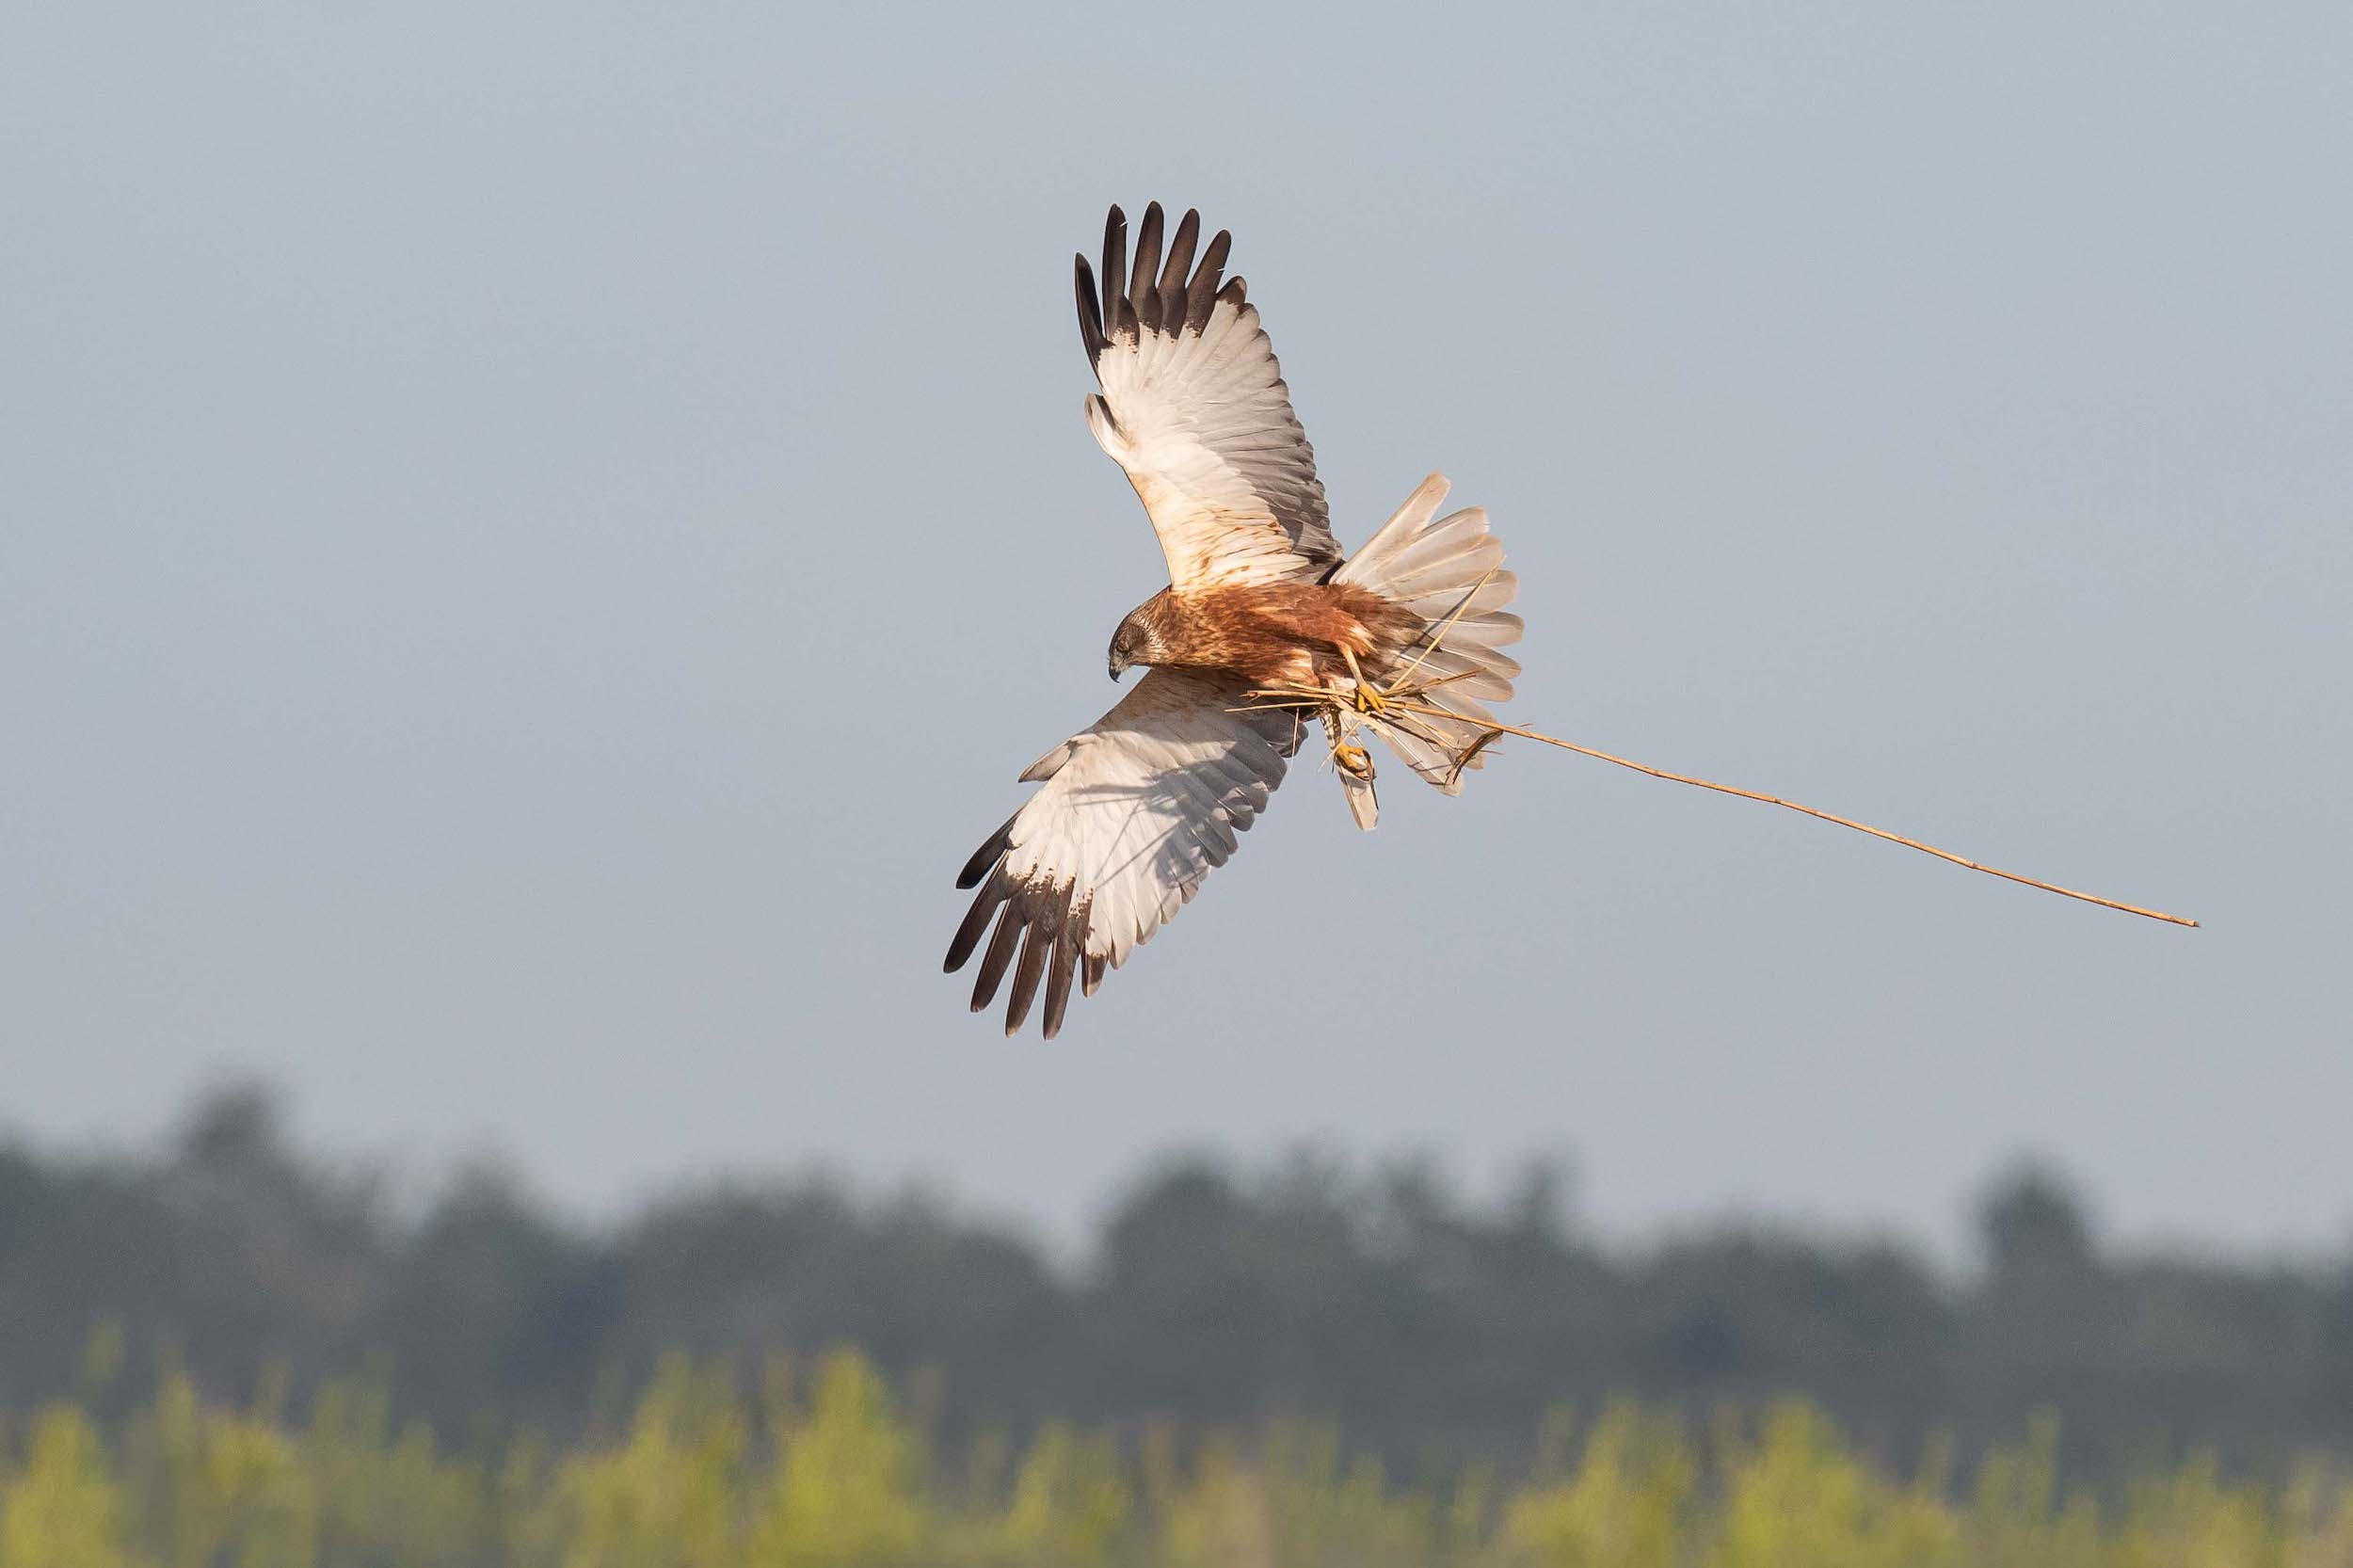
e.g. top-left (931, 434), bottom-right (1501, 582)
top-left (1108, 658), bottom-right (1126, 682)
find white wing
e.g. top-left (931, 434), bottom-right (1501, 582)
top-left (945, 669), bottom-right (1297, 1038)
top-left (1075, 203), bottom-right (1342, 591)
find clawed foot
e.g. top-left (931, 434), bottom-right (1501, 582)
top-left (1339, 647), bottom-right (1387, 713)
top-left (1332, 741), bottom-right (1374, 778)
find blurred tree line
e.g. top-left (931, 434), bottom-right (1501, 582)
top-left (3, 1083), bottom-right (2348, 1485)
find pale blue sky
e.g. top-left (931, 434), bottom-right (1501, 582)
top-left (4, 2), bottom-right (2346, 1257)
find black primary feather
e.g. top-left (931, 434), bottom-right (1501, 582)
top-left (1157, 208), bottom-right (1200, 311)
top-left (1100, 205), bottom-right (1127, 339)
top-left (1043, 916), bottom-right (1082, 1038)
top-left (1074, 257), bottom-right (1105, 361)
top-left (1127, 201), bottom-right (1163, 320)
top-left (969, 903), bottom-right (1023, 1011)
top-left (944, 867), bottom-right (1008, 972)
top-left (1186, 230), bottom-right (1230, 331)
top-left (955, 814), bottom-right (1016, 889)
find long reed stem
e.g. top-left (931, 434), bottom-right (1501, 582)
top-left (1248, 686), bottom-right (2199, 928)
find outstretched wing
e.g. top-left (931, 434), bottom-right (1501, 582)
top-left (1075, 202), bottom-right (1342, 590)
top-left (946, 670), bottom-right (1297, 1038)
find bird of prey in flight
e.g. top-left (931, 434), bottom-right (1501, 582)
top-left (946, 203), bottom-right (1525, 1037)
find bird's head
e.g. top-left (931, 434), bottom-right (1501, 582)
top-left (1107, 621), bottom-right (1141, 681)
top-left (1107, 613), bottom-right (1153, 681)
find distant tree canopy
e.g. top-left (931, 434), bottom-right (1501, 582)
top-left (2, 1083), bottom-right (2349, 1485)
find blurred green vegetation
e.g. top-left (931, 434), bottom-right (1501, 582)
top-left (4, 1350), bottom-right (2351, 1568)
top-left (6, 1082), bottom-right (2353, 1500)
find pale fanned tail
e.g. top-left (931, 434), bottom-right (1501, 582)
top-left (1332, 472), bottom-right (1525, 801)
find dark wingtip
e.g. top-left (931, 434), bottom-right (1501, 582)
top-left (1041, 918), bottom-right (1080, 1039)
top-left (1186, 230), bottom-right (1231, 331)
top-left (1002, 925), bottom-right (1049, 1035)
top-left (1091, 202), bottom-right (1238, 352)
top-left (968, 902), bottom-right (1022, 1010)
top-left (1158, 208), bottom-right (1201, 300)
top-left (955, 815), bottom-right (1016, 889)
top-left (1100, 206), bottom-right (1127, 341)
top-left (1074, 256), bottom-right (1105, 361)
top-left (1128, 202), bottom-right (1164, 315)
top-left (1002, 881), bottom-right (1073, 1036)
top-left (944, 872), bottom-right (1004, 972)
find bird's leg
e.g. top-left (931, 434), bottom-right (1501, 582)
top-left (1321, 708), bottom-right (1374, 779)
top-left (1339, 646), bottom-right (1386, 714)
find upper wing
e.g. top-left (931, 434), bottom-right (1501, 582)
top-left (945, 669), bottom-right (1297, 1038)
top-left (1074, 202), bottom-right (1342, 590)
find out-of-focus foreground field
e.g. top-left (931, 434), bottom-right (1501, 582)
top-left (7, 1350), bottom-right (2352, 1568)
top-left (10, 1091), bottom-right (2353, 1566)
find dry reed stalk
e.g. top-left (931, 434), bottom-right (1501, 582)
top-left (1245, 680), bottom-right (2198, 929)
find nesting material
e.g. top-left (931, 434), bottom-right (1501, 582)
top-left (1242, 680), bottom-right (2200, 930)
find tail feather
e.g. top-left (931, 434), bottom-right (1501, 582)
top-left (1392, 646), bottom-right (1516, 702)
top-left (1415, 611), bottom-right (1524, 648)
top-left (1383, 534), bottom-right (1496, 587)
top-left (1334, 472), bottom-right (1524, 801)
top-left (1385, 571), bottom-right (1518, 621)
top-left (1377, 532), bottom-right (1503, 595)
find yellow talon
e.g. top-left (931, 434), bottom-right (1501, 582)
top-left (1333, 741), bottom-right (1373, 777)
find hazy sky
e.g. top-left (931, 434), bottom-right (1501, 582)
top-left (4, 3), bottom-right (2346, 1259)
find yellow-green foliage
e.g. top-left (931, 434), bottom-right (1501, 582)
top-left (1495, 1403), bottom-right (1694, 1568)
top-left (6, 1351), bottom-right (2353, 1568)
top-left (1706, 1402), bottom-right (1961, 1568)
top-left (753, 1350), bottom-right (929, 1566)
top-left (125, 1372), bottom-right (315, 1568)
top-left (528, 1357), bottom-right (746, 1568)
top-left (1, 1407), bottom-right (141, 1568)
top-left (303, 1377), bottom-right (494, 1566)
top-left (954, 1423), bottom-right (1128, 1568)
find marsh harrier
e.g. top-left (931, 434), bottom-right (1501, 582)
top-left (946, 204), bottom-right (1525, 1037)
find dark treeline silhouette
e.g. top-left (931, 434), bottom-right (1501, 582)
top-left (2, 1082), bottom-right (2348, 1482)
